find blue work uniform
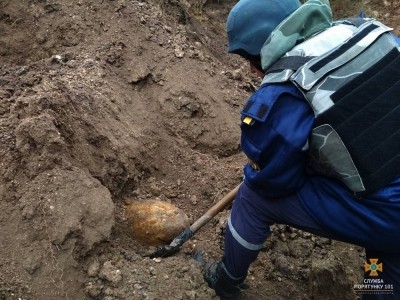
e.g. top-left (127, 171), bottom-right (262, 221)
top-left (222, 82), bottom-right (400, 299)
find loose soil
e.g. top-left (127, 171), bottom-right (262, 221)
top-left (1, 0), bottom-right (399, 299)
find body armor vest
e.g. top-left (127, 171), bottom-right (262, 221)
top-left (261, 19), bottom-right (400, 195)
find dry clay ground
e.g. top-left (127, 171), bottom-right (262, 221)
top-left (0, 0), bottom-right (399, 299)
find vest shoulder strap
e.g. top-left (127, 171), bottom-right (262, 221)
top-left (265, 56), bottom-right (315, 75)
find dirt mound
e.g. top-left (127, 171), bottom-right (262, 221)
top-left (0, 0), bottom-right (398, 299)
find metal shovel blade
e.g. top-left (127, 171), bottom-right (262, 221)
top-left (145, 228), bottom-right (193, 258)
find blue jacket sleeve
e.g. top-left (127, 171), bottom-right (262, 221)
top-left (240, 83), bottom-right (315, 198)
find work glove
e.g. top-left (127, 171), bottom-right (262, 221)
top-left (195, 251), bottom-right (249, 300)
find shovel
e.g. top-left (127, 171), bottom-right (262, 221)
top-left (145, 183), bottom-right (241, 258)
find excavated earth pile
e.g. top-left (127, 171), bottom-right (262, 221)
top-left (0, 0), bottom-right (399, 299)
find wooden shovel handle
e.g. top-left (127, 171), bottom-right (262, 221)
top-left (189, 183), bottom-right (241, 234)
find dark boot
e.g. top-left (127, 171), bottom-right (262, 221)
top-left (203, 261), bottom-right (246, 300)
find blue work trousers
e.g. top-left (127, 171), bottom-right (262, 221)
top-left (222, 183), bottom-right (400, 299)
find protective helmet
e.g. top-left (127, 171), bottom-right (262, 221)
top-left (227, 0), bottom-right (301, 62)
